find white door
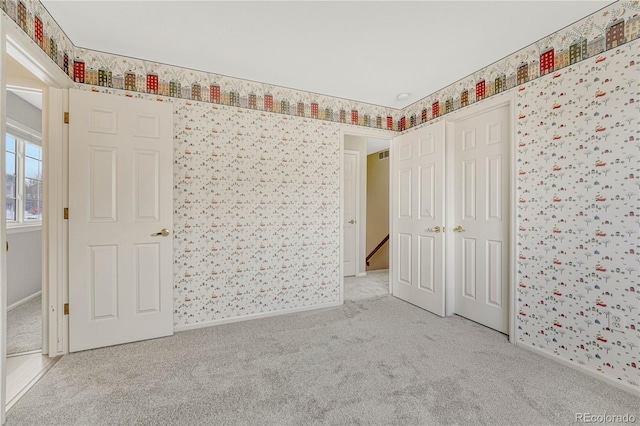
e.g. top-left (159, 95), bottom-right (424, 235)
top-left (68, 89), bottom-right (174, 352)
top-left (343, 150), bottom-right (359, 277)
top-left (453, 104), bottom-right (510, 333)
top-left (391, 121), bottom-right (445, 316)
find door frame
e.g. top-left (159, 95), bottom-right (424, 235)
top-left (444, 92), bottom-right (517, 342)
top-left (1, 13), bottom-right (73, 423)
top-left (339, 127), bottom-right (394, 305)
top-left (342, 149), bottom-right (360, 279)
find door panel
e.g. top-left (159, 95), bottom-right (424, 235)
top-left (454, 104), bottom-right (510, 333)
top-left (398, 233), bottom-right (412, 285)
top-left (419, 165), bottom-right (435, 219)
top-left (69, 89), bottom-right (174, 352)
top-left (391, 121), bottom-right (445, 316)
top-left (90, 245), bottom-right (118, 319)
top-left (461, 238), bottom-right (476, 299)
top-left (399, 168), bottom-right (411, 218)
top-left (418, 236), bottom-right (435, 292)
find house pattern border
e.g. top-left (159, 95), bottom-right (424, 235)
top-left (401, 1), bottom-right (640, 130)
top-left (1, 0), bottom-right (638, 131)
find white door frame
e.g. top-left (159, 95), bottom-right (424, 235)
top-left (1, 13), bottom-right (73, 423)
top-left (343, 149), bottom-right (360, 278)
top-left (444, 92), bottom-right (517, 343)
top-left (339, 127), bottom-right (394, 305)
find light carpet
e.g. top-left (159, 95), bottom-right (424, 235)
top-left (344, 269), bottom-right (389, 301)
top-left (7, 294), bottom-right (638, 425)
top-left (7, 295), bottom-right (42, 355)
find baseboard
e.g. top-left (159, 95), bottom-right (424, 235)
top-left (8, 291), bottom-right (41, 312)
top-left (517, 341), bottom-right (639, 395)
top-left (174, 300), bottom-right (342, 333)
top-left (356, 272), bottom-right (367, 277)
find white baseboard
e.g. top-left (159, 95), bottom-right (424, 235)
top-left (174, 300), bottom-right (342, 333)
top-left (518, 341), bottom-right (639, 395)
top-left (356, 272), bottom-right (367, 277)
top-left (8, 290), bottom-right (42, 312)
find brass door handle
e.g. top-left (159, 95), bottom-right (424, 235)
top-left (151, 229), bottom-right (170, 237)
top-left (453, 226), bottom-right (465, 233)
top-left (427, 226), bottom-right (441, 233)
top-left (348, 220), bottom-right (356, 224)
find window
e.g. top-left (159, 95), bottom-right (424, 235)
top-left (5, 133), bottom-right (43, 225)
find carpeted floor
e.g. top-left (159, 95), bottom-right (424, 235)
top-left (7, 290), bottom-right (637, 425)
top-left (344, 269), bottom-right (389, 301)
top-left (7, 295), bottom-right (42, 355)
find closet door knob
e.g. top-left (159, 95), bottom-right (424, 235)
top-left (453, 226), bottom-right (465, 233)
top-left (427, 226), bottom-right (441, 233)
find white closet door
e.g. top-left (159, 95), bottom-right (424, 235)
top-left (391, 121), bottom-right (445, 316)
top-left (343, 150), bottom-right (359, 277)
top-left (453, 104), bottom-right (510, 333)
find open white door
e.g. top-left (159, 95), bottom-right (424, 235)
top-left (68, 89), bottom-right (173, 352)
top-left (343, 150), bottom-right (359, 277)
top-left (391, 121), bottom-right (445, 316)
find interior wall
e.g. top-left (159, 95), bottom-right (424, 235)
top-left (71, 85), bottom-right (392, 328)
top-left (6, 91), bottom-right (40, 132)
top-left (515, 41), bottom-right (638, 388)
top-left (344, 135), bottom-right (367, 275)
top-left (6, 92), bottom-right (42, 307)
top-left (6, 230), bottom-right (41, 307)
top-left (366, 151), bottom-right (389, 270)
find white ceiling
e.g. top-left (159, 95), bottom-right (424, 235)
top-left (41, 1), bottom-right (612, 109)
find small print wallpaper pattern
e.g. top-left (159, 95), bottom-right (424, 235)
top-left (172, 102), bottom-right (342, 326)
top-left (515, 41), bottom-right (639, 387)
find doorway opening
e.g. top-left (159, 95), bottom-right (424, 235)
top-left (4, 54), bottom-right (58, 412)
top-left (342, 133), bottom-right (391, 303)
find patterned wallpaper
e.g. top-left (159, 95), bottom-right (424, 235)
top-left (515, 41), bottom-right (639, 388)
top-left (172, 102), bottom-right (343, 326)
top-left (400, 1), bottom-right (640, 131)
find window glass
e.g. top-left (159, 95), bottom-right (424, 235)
top-left (25, 157), bottom-right (41, 180)
top-left (6, 151), bottom-right (16, 176)
top-left (25, 143), bottom-right (42, 160)
top-left (5, 136), bottom-right (43, 224)
top-left (6, 198), bottom-right (16, 221)
top-left (6, 135), bottom-right (16, 152)
top-left (6, 135), bottom-right (17, 222)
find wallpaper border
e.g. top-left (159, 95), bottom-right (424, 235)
top-left (2, 0), bottom-right (637, 132)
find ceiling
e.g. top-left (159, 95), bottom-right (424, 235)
top-left (41, 1), bottom-right (612, 109)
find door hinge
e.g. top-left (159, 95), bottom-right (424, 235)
top-left (64, 303), bottom-right (69, 315)
top-left (64, 208), bottom-right (69, 220)
top-left (64, 112), bottom-right (69, 124)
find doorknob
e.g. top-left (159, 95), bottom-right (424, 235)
top-left (426, 226), bottom-right (441, 233)
top-left (348, 220), bottom-right (356, 224)
top-left (453, 225), bottom-right (465, 233)
top-left (151, 228), bottom-right (170, 237)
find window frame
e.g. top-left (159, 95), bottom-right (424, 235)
top-left (5, 119), bottom-right (43, 231)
